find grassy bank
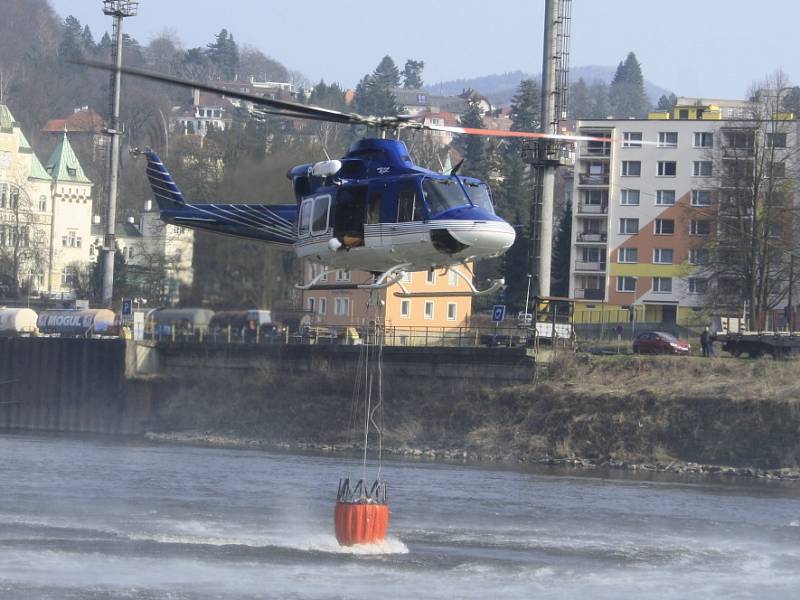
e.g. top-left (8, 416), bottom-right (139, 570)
top-left (150, 354), bottom-right (800, 471)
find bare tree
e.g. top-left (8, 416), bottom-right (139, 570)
top-left (0, 178), bottom-right (49, 297)
top-left (702, 72), bottom-right (800, 326)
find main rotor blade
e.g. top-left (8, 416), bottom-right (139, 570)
top-left (416, 122), bottom-right (613, 143)
top-left (76, 59), bottom-right (365, 126)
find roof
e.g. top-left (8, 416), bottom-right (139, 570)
top-left (0, 104), bottom-right (51, 181)
top-left (42, 108), bottom-right (106, 133)
top-left (45, 133), bottom-right (91, 184)
top-left (0, 104), bottom-right (15, 131)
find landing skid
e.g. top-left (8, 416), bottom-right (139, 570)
top-left (295, 263), bottom-right (412, 292)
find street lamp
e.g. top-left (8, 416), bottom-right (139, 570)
top-left (102, 1), bottom-right (139, 16)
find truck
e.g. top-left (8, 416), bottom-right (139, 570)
top-left (712, 315), bottom-right (800, 358)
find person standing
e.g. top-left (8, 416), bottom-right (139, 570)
top-left (700, 327), bottom-right (710, 357)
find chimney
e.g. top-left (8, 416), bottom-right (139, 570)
top-left (192, 88), bottom-right (200, 106)
top-left (92, 215), bottom-right (101, 224)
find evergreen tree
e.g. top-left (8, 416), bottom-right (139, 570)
top-left (402, 59), bottom-right (424, 89)
top-left (509, 79), bottom-right (540, 133)
top-left (568, 77), bottom-right (592, 119)
top-left (80, 25), bottom-right (95, 52)
top-left (59, 16), bottom-right (84, 61)
top-left (608, 52), bottom-right (649, 117)
top-left (206, 29), bottom-right (239, 79)
top-left (455, 99), bottom-right (488, 181)
top-left (373, 55), bottom-right (400, 89)
top-left (550, 200), bottom-right (572, 297)
top-left (589, 81), bottom-right (610, 118)
top-left (309, 80), bottom-right (347, 110)
top-left (656, 93), bottom-right (678, 112)
top-left (354, 74), bottom-right (398, 117)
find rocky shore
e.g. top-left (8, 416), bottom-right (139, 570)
top-left (144, 430), bottom-right (800, 481)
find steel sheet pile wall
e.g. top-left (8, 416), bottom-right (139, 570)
top-left (0, 338), bottom-right (152, 434)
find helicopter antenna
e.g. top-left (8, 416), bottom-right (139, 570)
top-left (323, 147), bottom-right (331, 160)
top-left (450, 158), bottom-right (464, 176)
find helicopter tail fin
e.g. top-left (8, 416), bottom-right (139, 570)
top-left (144, 149), bottom-right (186, 210)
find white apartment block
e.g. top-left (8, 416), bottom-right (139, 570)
top-left (569, 98), bottom-right (797, 326)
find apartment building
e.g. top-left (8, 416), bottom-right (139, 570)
top-left (300, 262), bottom-right (473, 341)
top-left (568, 98), bottom-right (796, 325)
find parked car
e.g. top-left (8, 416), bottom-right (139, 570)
top-left (633, 331), bottom-right (691, 355)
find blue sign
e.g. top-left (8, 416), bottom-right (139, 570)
top-left (492, 304), bottom-right (506, 323)
top-left (121, 298), bottom-right (133, 317)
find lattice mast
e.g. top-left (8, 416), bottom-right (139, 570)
top-left (524, 0), bottom-right (572, 297)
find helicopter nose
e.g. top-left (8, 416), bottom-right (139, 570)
top-left (447, 220), bottom-right (516, 256)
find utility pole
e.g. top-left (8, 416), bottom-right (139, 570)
top-left (524, 0), bottom-right (571, 298)
top-left (101, 1), bottom-right (139, 307)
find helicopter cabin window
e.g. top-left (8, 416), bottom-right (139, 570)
top-left (397, 183), bottom-right (424, 222)
top-left (464, 182), bottom-right (495, 213)
top-left (298, 200), bottom-right (313, 236)
top-left (422, 178), bottom-right (469, 215)
top-left (311, 195), bottom-right (331, 234)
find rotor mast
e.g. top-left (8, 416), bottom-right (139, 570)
top-left (526, 0), bottom-right (572, 297)
top-left (101, 1), bottom-right (138, 307)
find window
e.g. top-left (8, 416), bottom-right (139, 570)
top-left (61, 266), bottom-right (77, 286)
top-left (448, 270), bottom-right (458, 286)
top-left (334, 297), bottom-right (351, 316)
top-left (426, 270), bottom-right (436, 284)
top-left (658, 132), bottom-right (678, 147)
top-left (397, 186), bottom-right (423, 222)
top-left (39, 195), bottom-right (47, 212)
top-left (689, 249), bottom-right (708, 265)
top-left (311, 195), bottom-right (331, 233)
top-left (656, 190), bottom-right (676, 206)
top-left (691, 190), bottom-right (712, 206)
top-left (447, 302), bottom-right (457, 321)
top-left (417, 93), bottom-right (427, 104)
top-left (653, 248), bottom-right (674, 264)
top-left (336, 270), bottom-right (351, 282)
top-left (298, 200), bottom-right (312, 236)
top-left (767, 133), bottom-right (787, 148)
top-left (424, 300), bottom-right (434, 320)
top-left (307, 297), bottom-right (315, 313)
top-left (693, 161), bottom-right (712, 177)
top-left (616, 276), bottom-right (636, 292)
top-left (769, 162), bottom-right (786, 178)
top-left (655, 219), bottom-right (674, 235)
top-left (621, 161), bottom-right (641, 176)
top-left (400, 299), bottom-right (411, 318)
top-left (657, 161), bottom-right (676, 176)
top-left (0, 184), bottom-right (6, 208)
top-left (422, 178), bottom-right (469, 214)
top-left (619, 247), bottom-right (638, 263)
top-left (619, 218), bottom-right (639, 234)
top-left (319, 297), bottom-right (327, 315)
top-left (767, 192), bottom-right (786, 206)
top-left (689, 278), bottom-right (708, 294)
top-left (583, 190), bottom-right (607, 205)
top-left (623, 132), bottom-right (642, 148)
top-left (690, 220), bottom-right (710, 235)
top-left (620, 189), bottom-right (640, 205)
top-left (653, 277), bottom-right (672, 293)
top-left (693, 132), bottom-right (713, 148)
top-left (679, 109), bottom-right (689, 119)
top-left (582, 247), bottom-right (603, 262)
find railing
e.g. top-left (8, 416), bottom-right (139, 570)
top-left (147, 325), bottom-right (539, 349)
top-left (722, 146), bottom-right (755, 158)
top-left (574, 260), bottom-right (606, 272)
top-left (580, 143), bottom-right (611, 157)
top-left (578, 173), bottom-right (610, 185)
top-left (576, 232), bottom-right (607, 243)
top-left (574, 288), bottom-right (605, 300)
top-left (577, 202), bottom-right (608, 215)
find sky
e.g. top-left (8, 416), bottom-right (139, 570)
top-left (49, 0), bottom-right (800, 100)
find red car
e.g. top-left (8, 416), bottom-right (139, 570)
top-left (633, 331), bottom-right (691, 355)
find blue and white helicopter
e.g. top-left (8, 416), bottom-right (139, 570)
top-left (94, 62), bottom-right (605, 296)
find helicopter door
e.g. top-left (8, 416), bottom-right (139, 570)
top-left (332, 186), bottom-right (367, 248)
top-left (364, 186), bottom-right (387, 248)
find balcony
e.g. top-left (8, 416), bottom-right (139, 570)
top-left (574, 260), bottom-right (607, 272)
top-left (722, 146), bottom-right (755, 158)
top-left (576, 232), bottom-right (607, 243)
top-left (578, 173), bottom-right (610, 186)
top-left (577, 201), bottom-right (608, 215)
top-left (575, 288), bottom-right (605, 300)
top-left (580, 143), bottom-right (611, 158)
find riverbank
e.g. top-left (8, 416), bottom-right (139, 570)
top-left (146, 352), bottom-right (800, 478)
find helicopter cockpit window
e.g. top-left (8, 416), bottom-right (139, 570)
top-left (465, 182), bottom-right (495, 214)
top-left (422, 178), bottom-right (469, 215)
top-left (311, 195), bottom-right (331, 234)
top-left (299, 200), bottom-right (313, 236)
top-left (397, 185), bottom-right (424, 222)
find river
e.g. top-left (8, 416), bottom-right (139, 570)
top-left (0, 433), bottom-right (798, 599)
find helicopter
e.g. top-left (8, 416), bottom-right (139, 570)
top-left (85, 61), bottom-right (610, 297)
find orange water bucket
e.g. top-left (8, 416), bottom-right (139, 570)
top-left (335, 478), bottom-right (389, 546)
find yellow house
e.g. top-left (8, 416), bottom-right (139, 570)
top-left (300, 261), bottom-right (473, 344)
